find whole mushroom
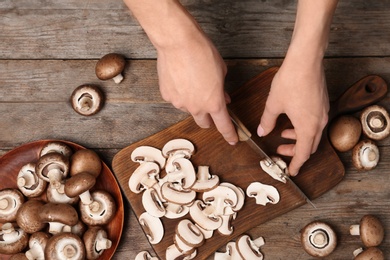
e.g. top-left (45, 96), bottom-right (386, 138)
top-left (79, 190), bottom-right (116, 226)
top-left (64, 172), bottom-right (97, 205)
top-left (329, 115), bottom-right (362, 152)
top-left (16, 162), bottom-right (47, 198)
top-left (352, 139), bottom-right (380, 170)
top-left (25, 232), bottom-right (51, 260)
top-left (70, 149), bottom-right (102, 178)
top-left (95, 53), bottom-right (126, 84)
top-left (353, 247), bottom-right (384, 260)
top-left (71, 84), bottom-right (104, 116)
top-left (83, 226), bottom-right (112, 260)
top-left (0, 223), bottom-right (29, 255)
top-left (35, 152), bottom-right (70, 191)
top-left (16, 200), bottom-right (46, 234)
top-left (360, 105), bottom-right (390, 140)
top-left (40, 141), bottom-right (73, 158)
top-left (38, 203), bottom-right (79, 234)
top-left (44, 232), bottom-right (85, 260)
top-left (350, 214), bottom-right (384, 247)
top-left (300, 221), bottom-right (337, 257)
top-left (0, 189), bottom-right (25, 223)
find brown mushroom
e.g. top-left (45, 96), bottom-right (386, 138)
top-left (360, 105), bottom-right (390, 140)
top-left (352, 139), bottom-right (380, 170)
top-left (0, 223), bottom-right (29, 255)
top-left (300, 221), bottom-right (337, 257)
top-left (329, 115), bottom-right (362, 152)
top-left (35, 152), bottom-right (69, 190)
top-left (70, 149), bottom-right (102, 178)
top-left (353, 247), bottom-right (384, 260)
top-left (64, 172), bottom-right (96, 205)
top-left (350, 214), bottom-right (384, 247)
top-left (40, 141), bottom-right (73, 158)
top-left (71, 84), bottom-right (104, 116)
top-left (83, 226), bottom-right (112, 260)
top-left (25, 232), bottom-right (51, 260)
top-left (79, 190), bottom-right (116, 226)
top-left (0, 189), bottom-right (25, 223)
top-left (38, 203), bottom-right (79, 234)
top-left (17, 162), bottom-right (47, 198)
top-left (45, 232), bottom-right (85, 260)
top-left (16, 200), bottom-right (46, 234)
top-left (95, 53), bottom-right (126, 84)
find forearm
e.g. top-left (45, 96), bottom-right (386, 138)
top-left (287, 0), bottom-right (339, 63)
top-left (123, 0), bottom-right (205, 51)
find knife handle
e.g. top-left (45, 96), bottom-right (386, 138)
top-left (228, 108), bottom-right (252, 141)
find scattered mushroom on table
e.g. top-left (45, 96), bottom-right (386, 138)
top-left (70, 84), bottom-right (104, 116)
top-left (329, 115), bottom-right (362, 152)
top-left (353, 247), bottom-right (384, 260)
top-left (350, 214), bottom-right (384, 247)
top-left (360, 105), bottom-right (390, 140)
top-left (95, 53), bottom-right (126, 84)
top-left (300, 221), bottom-right (337, 258)
top-left (352, 139), bottom-right (380, 170)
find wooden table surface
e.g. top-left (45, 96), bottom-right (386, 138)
top-left (1, 1), bottom-right (389, 259)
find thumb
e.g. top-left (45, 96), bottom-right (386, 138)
top-left (258, 105), bottom-right (280, 137)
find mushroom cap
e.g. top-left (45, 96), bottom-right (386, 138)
top-left (0, 223), bottom-right (29, 255)
top-left (329, 115), bottom-right (362, 152)
top-left (354, 247), bottom-right (384, 260)
top-left (45, 232), bottom-right (85, 260)
top-left (64, 172), bottom-right (96, 198)
top-left (95, 53), bottom-right (126, 80)
top-left (25, 232), bottom-right (51, 260)
top-left (16, 199), bottom-right (46, 234)
top-left (83, 226), bottom-right (112, 260)
top-left (79, 190), bottom-right (116, 226)
top-left (360, 105), bottom-right (390, 140)
top-left (71, 84), bottom-right (104, 116)
top-left (17, 162), bottom-right (47, 198)
top-left (40, 141), bottom-right (73, 158)
top-left (352, 139), bottom-right (380, 170)
top-left (70, 149), bottom-right (102, 178)
top-left (39, 203), bottom-right (79, 226)
top-left (0, 188), bottom-right (25, 223)
top-left (35, 152), bottom-right (70, 182)
top-left (300, 221), bottom-right (337, 257)
top-left (358, 215), bottom-right (384, 247)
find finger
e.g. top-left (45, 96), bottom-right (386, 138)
top-left (192, 113), bottom-right (213, 129)
top-left (276, 143), bottom-right (295, 157)
top-left (288, 137), bottom-right (314, 176)
top-left (258, 105), bottom-right (280, 137)
top-left (311, 132), bottom-right (323, 154)
top-left (281, 129), bottom-right (297, 140)
top-left (224, 92), bottom-right (231, 104)
top-left (211, 109), bottom-right (239, 145)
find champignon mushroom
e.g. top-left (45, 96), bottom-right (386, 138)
top-left (135, 251), bottom-right (159, 260)
top-left (191, 166), bottom-right (220, 192)
top-left (214, 241), bottom-right (242, 260)
top-left (161, 182), bottom-right (196, 206)
top-left (350, 214), bottom-right (384, 247)
top-left (129, 161), bottom-right (160, 194)
top-left (95, 53), bottom-right (126, 84)
top-left (70, 149), bottom-right (102, 178)
top-left (259, 156), bottom-right (288, 183)
top-left (16, 200), bottom-right (46, 234)
top-left (165, 243), bottom-right (197, 260)
top-left (71, 84), bottom-right (104, 116)
top-left (44, 232), bottom-right (85, 260)
top-left (142, 186), bottom-right (166, 218)
top-left (131, 146), bottom-right (166, 169)
top-left (83, 226), bottom-right (112, 260)
top-left (236, 234), bottom-right (265, 260)
top-left (40, 141), bottom-right (73, 158)
top-left (360, 105), bottom-right (390, 140)
top-left (70, 220), bottom-right (87, 238)
top-left (162, 139), bottom-right (195, 158)
top-left (25, 232), bottom-right (51, 260)
top-left (46, 183), bottom-right (79, 205)
top-left (0, 188), bottom-right (25, 223)
top-left (175, 219), bottom-right (204, 249)
top-left (352, 139), bottom-right (380, 170)
top-left (189, 200), bottom-right (222, 231)
top-left (300, 221), bottom-right (337, 257)
top-left (64, 172), bottom-right (96, 205)
top-left (329, 115), bottom-right (362, 152)
top-left (35, 152), bottom-right (69, 191)
top-left (219, 183), bottom-right (245, 213)
top-left (246, 182), bottom-right (280, 206)
top-left (0, 223), bottom-right (29, 255)
top-left (139, 212), bottom-right (164, 245)
top-left (39, 203), bottom-right (79, 234)
top-left (164, 201), bottom-right (190, 219)
top-left (79, 190), bottom-right (116, 226)
top-left (17, 162), bottom-right (47, 198)
top-left (353, 247), bottom-right (384, 260)
top-left (202, 185), bottom-right (238, 216)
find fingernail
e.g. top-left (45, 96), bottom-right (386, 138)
top-left (257, 125), bottom-right (264, 137)
top-left (229, 141), bottom-right (237, 146)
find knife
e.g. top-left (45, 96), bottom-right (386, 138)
top-left (228, 108), bottom-right (317, 208)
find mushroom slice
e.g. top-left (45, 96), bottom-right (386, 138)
top-left (95, 53), bottom-right (126, 84)
top-left (129, 161), bottom-right (160, 194)
top-left (17, 162), bottom-right (47, 198)
top-left (79, 190), bottom-right (116, 226)
top-left (71, 84), bottom-right (104, 116)
top-left (176, 219), bottom-right (204, 248)
top-left (300, 221), bottom-right (337, 257)
top-left (44, 232), bottom-right (85, 260)
top-left (353, 247), bottom-right (384, 260)
top-left (39, 203), bottom-right (79, 234)
top-left (83, 226), bottom-right (112, 260)
top-left (0, 188), bottom-right (25, 223)
top-left (162, 139), bottom-right (195, 158)
top-left (189, 200), bottom-right (222, 231)
top-left (217, 213), bottom-right (236, 236)
top-left (220, 182), bottom-right (245, 212)
top-left (161, 182), bottom-right (196, 206)
top-left (142, 186), bottom-right (166, 218)
top-left (202, 185), bottom-right (238, 216)
top-left (165, 157), bottom-right (196, 189)
top-left (40, 141), bottom-right (73, 158)
top-left (352, 139), bottom-right (380, 170)
top-left (195, 224), bottom-right (214, 240)
top-left (139, 212), bottom-right (164, 245)
top-left (191, 166), bottom-right (220, 192)
top-left (164, 202), bottom-right (190, 219)
top-left (360, 105), bottom-right (390, 140)
top-left (25, 232), bottom-right (51, 260)
top-left (259, 156), bottom-right (288, 183)
top-left (135, 251), bottom-right (159, 260)
top-left (214, 241), bottom-right (243, 260)
top-left (35, 152), bottom-right (70, 190)
top-left (246, 182), bottom-right (280, 206)
top-left (131, 146), bottom-right (166, 169)
top-left (0, 223), bottom-right (29, 255)
top-left (165, 244), bottom-right (196, 260)
top-left (16, 200), bottom-right (46, 234)
top-left (349, 214), bottom-right (384, 247)
top-left (236, 234), bottom-right (265, 260)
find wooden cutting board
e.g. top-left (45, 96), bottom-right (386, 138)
top-left (112, 67), bottom-right (387, 259)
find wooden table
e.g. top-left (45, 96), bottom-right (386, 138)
top-left (1, 1), bottom-right (389, 259)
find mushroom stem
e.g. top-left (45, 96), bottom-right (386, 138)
top-left (17, 173), bottom-right (35, 188)
top-left (47, 168), bottom-right (64, 188)
top-left (79, 191), bottom-right (93, 205)
top-left (350, 224), bottom-right (360, 236)
top-left (370, 116), bottom-right (384, 129)
top-left (48, 222), bottom-right (67, 234)
top-left (63, 244), bottom-right (77, 258)
top-left (96, 237), bottom-right (112, 251)
top-left (112, 73), bottom-right (124, 84)
top-left (89, 201), bottom-right (101, 212)
top-left (25, 244), bottom-right (44, 260)
top-left (0, 198), bottom-right (10, 210)
top-left (310, 229), bottom-right (328, 247)
top-left (78, 93), bottom-right (94, 111)
top-left (353, 247), bottom-right (364, 257)
top-left (252, 237), bottom-right (265, 248)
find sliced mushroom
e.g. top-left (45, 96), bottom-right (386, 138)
top-left (39, 203), bottom-right (79, 234)
top-left (139, 212), bottom-right (164, 245)
top-left (71, 84), bottom-right (104, 116)
top-left (350, 214), bottom-right (384, 247)
top-left (352, 139), bottom-right (380, 170)
top-left (236, 234), bottom-right (265, 260)
top-left (79, 190), bottom-right (116, 226)
top-left (219, 182), bottom-right (245, 212)
top-left (44, 232), bottom-right (85, 260)
top-left (16, 200), bottom-right (46, 234)
top-left (165, 243), bottom-right (197, 260)
top-left (83, 226), bottom-right (112, 260)
top-left (202, 185), bottom-right (238, 216)
top-left (165, 157), bottom-right (196, 189)
top-left (246, 182), bottom-right (280, 206)
top-left (95, 53), bottom-right (126, 84)
top-left (259, 156), bottom-right (287, 183)
top-left (191, 166), bottom-right (220, 192)
top-left (353, 247), bottom-right (384, 260)
top-left (135, 251), bottom-right (159, 260)
top-left (162, 139), bottom-right (195, 158)
top-left (300, 221), bottom-right (337, 257)
top-left (360, 105), bottom-right (390, 140)
top-left (189, 200), bottom-right (222, 231)
top-left (25, 232), bottom-right (51, 260)
top-left (217, 214), bottom-right (236, 236)
top-left (214, 241), bottom-right (243, 260)
top-left (70, 149), bottom-right (102, 178)
top-left (0, 223), bottom-right (29, 255)
top-left (161, 182), bottom-right (196, 206)
top-left (164, 202), bottom-right (190, 219)
top-left (64, 172), bottom-right (96, 205)
top-left (17, 162), bottom-right (47, 198)
top-left (142, 186), bottom-right (166, 218)
top-left (0, 188), bottom-right (25, 223)
top-left (329, 115), bottom-right (362, 152)
top-left (129, 161), bottom-right (160, 194)
top-left (175, 219), bottom-right (204, 248)
top-left (40, 141), bottom-right (73, 158)
top-left (35, 152), bottom-right (69, 191)
top-left (131, 146), bottom-right (166, 169)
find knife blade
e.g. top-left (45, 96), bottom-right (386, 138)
top-left (228, 108), bottom-right (316, 208)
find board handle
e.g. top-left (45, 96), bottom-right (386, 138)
top-left (330, 75), bottom-right (388, 119)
